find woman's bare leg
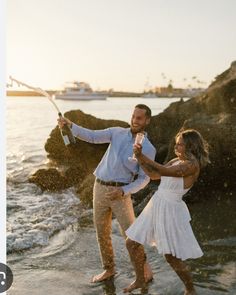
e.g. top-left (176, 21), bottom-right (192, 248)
top-left (123, 238), bottom-right (147, 293)
top-left (165, 254), bottom-right (196, 295)
top-left (144, 261), bottom-right (153, 283)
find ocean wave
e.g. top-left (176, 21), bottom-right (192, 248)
top-left (7, 188), bottom-right (82, 254)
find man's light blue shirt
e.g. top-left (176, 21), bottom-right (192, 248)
top-left (71, 124), bottom-right (156, 195)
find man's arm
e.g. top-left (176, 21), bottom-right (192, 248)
top-left (71, 123), bottom-right (113, 144)
top-left (122, 171), bottom-right (150, 196)
top-left (58, 116), bottom-right (113, 144)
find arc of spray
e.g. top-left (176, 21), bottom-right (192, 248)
top-left (9, 76), bottom-right (63, 117)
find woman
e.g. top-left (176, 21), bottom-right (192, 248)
top-left (123, 129), bottom-right (209, 295)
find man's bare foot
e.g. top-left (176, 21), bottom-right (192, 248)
top-left (144, 262), bottom-right (153, 283)
top-left (91, 269), bottom-right (115, 283)
top-left (184, 289), bottom-right (197, 295)
top-left (123, 280), bottom-right (147, 293)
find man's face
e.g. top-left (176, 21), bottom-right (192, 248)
top-left (130, 108), bottom-right (150, 134)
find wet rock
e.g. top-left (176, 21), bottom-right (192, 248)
top-left (29, 168), bottom-right (69, 191)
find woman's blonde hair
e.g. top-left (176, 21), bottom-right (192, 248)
top-left (175, 129), bottom-right (210, 169)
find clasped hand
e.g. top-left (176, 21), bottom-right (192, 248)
top-left (133, 143), bottom-right (142, 157)
top-left (57, 117), bottom-right (72, 129)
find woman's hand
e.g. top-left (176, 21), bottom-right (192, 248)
top-left (133, 143), bottom-right (142, 158)
top-left (57, 117), bottom-right (72, 129)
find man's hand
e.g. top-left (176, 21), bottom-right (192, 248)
top-left (106, 187), bottom-right (124, 201)
top-left (57, 117), bottom-right (72, 129)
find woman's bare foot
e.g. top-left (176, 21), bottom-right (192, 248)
top-left (123, 280), bottom-right (147, 293)
top-left (91, 269), bottom-right (115, 283)
top-left (184, 288), bottom-right (197, 295)
top-left (144, 262), bottom-right (153, 283)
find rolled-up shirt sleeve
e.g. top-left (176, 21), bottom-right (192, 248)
top-left (122, 147), bottom-right (156, 195)
top-left (71, 123), bottom-right (112, 144)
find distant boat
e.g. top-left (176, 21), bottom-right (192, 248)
top-left (54, 81), bottom-right (107, 100)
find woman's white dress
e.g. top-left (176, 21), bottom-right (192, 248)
top-left (126, 161), bottom-right (203, 260)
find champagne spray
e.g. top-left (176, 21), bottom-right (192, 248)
top-left (7, 76), bottom-right (76, 146)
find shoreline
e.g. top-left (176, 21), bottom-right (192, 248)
top-left (6, 91), bottom-right (192, 99)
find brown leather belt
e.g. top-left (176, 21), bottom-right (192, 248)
top-left (96, 178), bottom-right (128, 187)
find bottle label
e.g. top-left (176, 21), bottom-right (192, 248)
top-left (62, 135), bottom-right (70, 145)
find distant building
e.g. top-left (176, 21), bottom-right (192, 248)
top-left (154, 86), bottom-right (205, 98)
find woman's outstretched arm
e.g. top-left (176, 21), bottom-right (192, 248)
top-left (134, 144), bottom-right (198, 178)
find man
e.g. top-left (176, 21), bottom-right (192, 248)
top-left (58, 104), bottom-right (156, 283)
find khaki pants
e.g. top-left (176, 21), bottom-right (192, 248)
top-left (93, 181), bottom-right (135, 271)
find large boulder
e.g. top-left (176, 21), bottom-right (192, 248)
top-left (29, 168), bottom-right (69, 191)
top-left (29, 62), bottom-right (236, 207)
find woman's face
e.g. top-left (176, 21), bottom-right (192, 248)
top-left (174, 135), bottom-right (186, 158)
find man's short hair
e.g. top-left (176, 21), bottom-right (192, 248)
top-left (135, 104), bottom-right (152, 118)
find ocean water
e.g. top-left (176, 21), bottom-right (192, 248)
top-left (6, 96), bottom-right (236, 294)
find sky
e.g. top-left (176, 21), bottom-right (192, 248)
top-left (7, 0), bottom-right (236, 92)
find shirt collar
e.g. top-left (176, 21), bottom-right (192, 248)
top-left (128, 128), bottom-right (147, 139)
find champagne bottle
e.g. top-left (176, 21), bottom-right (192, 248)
top-left (58, 112), bottom-right (76, 146)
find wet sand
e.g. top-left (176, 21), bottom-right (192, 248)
top-left (7, 212), bottom-right (235, 295)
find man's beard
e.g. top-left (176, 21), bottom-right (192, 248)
top-left (130, 124), bottom-right (144, 134)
